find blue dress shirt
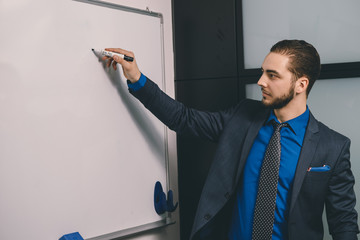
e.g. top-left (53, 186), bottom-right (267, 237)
top-left (229, 108), bottom-right (309, 240)
top-left (127, 73), bottom-right (147, 91)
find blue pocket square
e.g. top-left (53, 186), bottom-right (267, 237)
top-left (307, 165), bottom-right (330, 172)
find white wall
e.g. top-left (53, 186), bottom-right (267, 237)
top-left (102, 1), bottom-right (179, 240)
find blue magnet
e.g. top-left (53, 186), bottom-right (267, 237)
top-left (154, 181), bottom-right (178, 214)
top-left (59, 232), bottom-right (84, 240)
top-left (154, 181), bottom-right (167, 214)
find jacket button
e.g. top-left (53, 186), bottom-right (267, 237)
top-left (204, 214), bottom-right (211, 220)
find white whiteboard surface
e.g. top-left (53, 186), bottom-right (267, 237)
top-left (0, 1), bottom-right (168, 239)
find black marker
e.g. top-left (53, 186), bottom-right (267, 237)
top-left (91, 49), bottom-right (134, 62)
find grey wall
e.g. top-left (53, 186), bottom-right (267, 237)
top-left (242, 0), bottom-right (360, 68)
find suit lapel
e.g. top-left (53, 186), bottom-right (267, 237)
top-left (235, 109), bottom-right (270, 184)
top-left (289, 112), bottom-right (320, 214)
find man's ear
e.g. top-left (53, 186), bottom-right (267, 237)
top-left (296, 76), bottom-right (309, 94)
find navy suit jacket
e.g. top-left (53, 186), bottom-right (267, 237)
top-left (130, 78), bottom-right (359, 240)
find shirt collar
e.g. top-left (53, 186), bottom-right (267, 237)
top-left (266, 106), bottom-right (310, 136)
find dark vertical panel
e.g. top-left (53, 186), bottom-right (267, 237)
top-left (176, 136), bottom-right (217, 239)
top-left (173, 0), bottom-right (238, 80)
top-left (175, 78), bottom-right (239, 111)
top-left (235, 0), bottom-right (247, 100)
top-left (172, 0), bottom-right (245, 239)
top-left (235, 0), bottom-right (244, 71)
top-left (175, 78), bottom-right (238, 239)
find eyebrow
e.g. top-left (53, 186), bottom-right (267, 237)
top-left (261, 67), bottom-right (280, 76)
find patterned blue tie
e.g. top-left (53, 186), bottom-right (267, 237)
top-left (252, 120), bottom-right (289, 240)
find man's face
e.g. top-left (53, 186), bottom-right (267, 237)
top-left (257, 52), bottom-right (296, 109)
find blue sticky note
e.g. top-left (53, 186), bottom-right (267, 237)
top-left (59, 232), bottom-right (84, 240)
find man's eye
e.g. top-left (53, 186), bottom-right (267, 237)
top-left (269, 73), bottom-right (279, 79)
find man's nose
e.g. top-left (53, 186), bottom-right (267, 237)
top-left (257, 74), bottom-right (267, 87)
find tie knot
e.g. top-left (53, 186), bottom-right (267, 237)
top-left (271, 120), bottom-right (289, 131)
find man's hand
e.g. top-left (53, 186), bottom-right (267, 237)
top-left (102, 48), bottom-right (141, 83)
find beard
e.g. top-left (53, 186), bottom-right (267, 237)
top-left (261, 84), bottom-right (295, 109)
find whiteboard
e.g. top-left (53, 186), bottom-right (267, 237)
top-left (0, 0), bottom-right (169, 239)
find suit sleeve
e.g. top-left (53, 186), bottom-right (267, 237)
top-left (325, 138), bottom-right (359, 239)
top-left (128, 77), bottom-right (237, 142)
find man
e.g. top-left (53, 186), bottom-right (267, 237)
top-left (103, 40), bottom-right (359, 239)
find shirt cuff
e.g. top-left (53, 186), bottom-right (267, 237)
top-left (127, 73), bottom-right (147, 92)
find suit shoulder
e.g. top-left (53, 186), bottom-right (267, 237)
top-left (316, 120), bottom-right (350, 144)
top-left (218, 99), bottom-right (269, 128)
top-left (235, 98), bottom-right (264, 114)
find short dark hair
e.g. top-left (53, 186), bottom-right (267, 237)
top-left (270, 40), bottom-right (321, 96)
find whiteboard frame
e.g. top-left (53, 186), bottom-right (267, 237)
top-left (72, 0), bottom-right (174, 239)
top-left (74, 0), bottom-right (163, 21)
top-left (87, 219), bottom-right (175, 240)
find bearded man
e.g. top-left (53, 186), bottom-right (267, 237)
top-left (103, 40), bottom-right (359, 240)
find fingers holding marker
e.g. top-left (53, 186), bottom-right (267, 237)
top-left (105, 48), bottom-right (134, 58)
top-left (99, 54), bottom-right (113, 68)
top-left (94, 48), bottom-right (141, 82)
top-left (104, 48), bottom-right (134, 62)
top-left (93, 48), bottom-right (134, 65)
top-left (112, 58), bottom-right (117, 70)
top-left (103, 57), bottom-right (111, 68)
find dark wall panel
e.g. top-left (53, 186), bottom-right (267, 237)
top-left (176, 136), bottom-right (217, 240)
top-left (175, 77), bottom-right (238, 111)
top-left (173, 0), bottom-right (245, 239)
top-left (175, 77), bottom-right (238, 239)
top-left (173, 0), bottom-right (238, 80)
